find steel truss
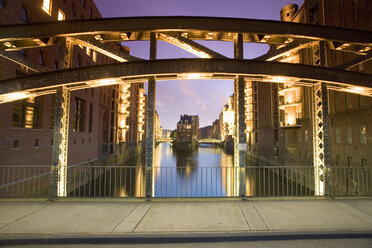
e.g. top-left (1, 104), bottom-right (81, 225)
top-left (312, 42), bottom-right (330, 196)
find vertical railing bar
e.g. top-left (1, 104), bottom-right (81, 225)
top-left (171, 167), bottom-right (173, 197)
top-left (215, 167), bottom-right (217, 197)
top-left (12, 167), bottom-right (16, 197)
top-left (166, 167), bottom-right (168, 197)
top-left (114, 167), bottom-right (117, 197)
top-left (104, 167), bottom-right (107, 197)
top-left (88, 167), bottom-right (91, 197)
top-left (357, 168), bottom-right (360, 196)
top-left (119, 167), bottom-right (122, 197)
top-left (94, 167), bottom-right (97, 197)
top-left (196, 167), bottom-right (198, 197)
top-left (6, 167), bottom-right (10, 196)
top-left (295, 168), bottom-right (298, 196)
top-left (286, 168), bottom-right (289, 196)
top-left (84, 168), bottom-right (87, 197)
top-left (32, 167), bottom-right (36, 197)
top-left (109, 167), bottom-right (112, 197)
top-left (21, 167), bottom-right (25, 197)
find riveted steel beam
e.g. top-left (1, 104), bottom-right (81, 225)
top-left (71, 35), bottom-right (143, 62)
top-left (145, 32), bottom-right (157, 198)
top-left (1, 17), bottom-right (371, 46)
top-left (1, 59), bottom-right (372, 104)
top-left (311, 41), bottom-right (330, 196)
top-left (0, 49), bottom-right (51, 73)
top-left (51, 37), bottom-right (73, 198)
top-left (234, 33), bottom-right (246, 197)
top-left (159, 32), bottom-right (227, 58)
top-left (333, 51), bottom-right (372, 70)
top-left (256, 41), bottom-right (312, 61)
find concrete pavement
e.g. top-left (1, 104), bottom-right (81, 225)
top-left (0, 198), bottom-right (371, 245)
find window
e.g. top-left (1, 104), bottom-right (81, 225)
top-left (34, 139), bottom-right (39, 148)
top-left (73, 97), bottom-right (86, 132)
top-left (71, 1), bottom-right (76, 16)
top-left (38, 50), bottom-right (46, 66)
top-left (305, 130), bottom-right (308, 143)
top-left (13, 140), bottom-right (19, 149)
top-left (360, 124), bottom-right (367, 144)
top-left (92, 51), bottom-right (97, 62)
top-left (89, 7), bottom-right (93, 18)
top-left (54, 60), bottom-right (58, 70)
top-left (58, 9), bottom-right (65, 21)
top-left (89, 103), bottom-right (93, 132)
top-left (42, 0), bottom-right (52, 15)
top-left (12, 97), bottom-right (42, 129)
top-left (346, 125), bottom-right (352, 144)
top-left (335, 127), bottom-right (340, 144)
top-left (20, 4), bottom-right (30, 23)
top-left (86, 47), bottom-right (90, 56)
top-left (82, 0), bottom-right (86, 7)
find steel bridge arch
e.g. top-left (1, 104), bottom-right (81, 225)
top-left (1, 58), bottom-right (372, 102)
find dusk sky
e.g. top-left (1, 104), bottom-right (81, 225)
top-left (94, 0), bottom-right (304, 130)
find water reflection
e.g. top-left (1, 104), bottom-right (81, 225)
top-left (153, 143), bottom-right (234, 197)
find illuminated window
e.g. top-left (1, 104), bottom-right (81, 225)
top-left (58, 9), bottom-right (65, 20)
top-left (73, 97), bottom-right (86, 132)
top-left (360, 124), bottom-right (367, 144)
top-left (86, 47), bottom-right (90, 56)
top-left (92, 51), bottom-right (97, 62)
top-left (20, 4), bottom-right (30, 23)
top-left (42, 0), bottom-right (52, 15)
top-left (12, 97), bottom-right (42, 129)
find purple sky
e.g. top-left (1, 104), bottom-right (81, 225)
top-left (94, 0), bottom-right (304, 130)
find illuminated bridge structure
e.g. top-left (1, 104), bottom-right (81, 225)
top-left (156, 138), bottom-right (174, 144)
top-left (198, 139), bottom-right (222, 145)
top-left (0, 17), bottom-right (371, 198)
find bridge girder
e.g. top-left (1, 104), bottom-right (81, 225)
top-left (1, 58), bottom-right (371, 104)
top-left (0, 17), bottom-right (371, 54)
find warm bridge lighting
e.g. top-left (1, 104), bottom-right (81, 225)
top-left (87, 78), bottom-right (121, 87)
top-left (0, 92), bottom-right (32, 102)
top-left (178, 73), bottom-right (212, 80)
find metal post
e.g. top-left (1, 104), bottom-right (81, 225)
top-left (234, 33), bottom-right (246, 197)
top-left (312, 41), bottom-right (330, 196)
top-left (145, 32), bottom-right (157, 198)
top-left (51, 38), bottom-right (73, 197)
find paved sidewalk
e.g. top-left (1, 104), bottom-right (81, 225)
top-left (0, 198), bottom-right (372, 236)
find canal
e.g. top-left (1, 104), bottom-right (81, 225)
top-left (68, 143), bottom-right (315, 198)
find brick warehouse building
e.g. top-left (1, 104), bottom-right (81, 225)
top-left (247, 0), bottom-right (372, 168)
top-left (0, 0), bottom-right (145, 166)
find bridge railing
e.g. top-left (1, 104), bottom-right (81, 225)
top-left (0, 165), bottom-right (371, 198)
